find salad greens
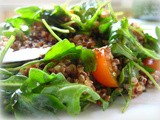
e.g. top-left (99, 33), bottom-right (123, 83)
top-left (109, 17), bottom-right (160, 60)
top-left (0, 0), bottom-right (160, 119)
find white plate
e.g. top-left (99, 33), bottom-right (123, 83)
top-left (2, 47), bottom-right (50, 63)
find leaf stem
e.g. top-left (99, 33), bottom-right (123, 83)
top-left (0, 82), bottom-right (22, 87)
top-left (108, 1), bottom-right (117, 22)
top-left (42, 19), bottom-right (62, 42)
top-left (123, 29), bottom-right (160, 59)
top-left (0, 35), bottom-right (15, 65)
top-left (86, 0), bottom-right (111, 28)
top-left (51, 26), bottom-right (70, 33)
top-left (132, 61), bottom-right (160, 90)
top-left (6, 59), bottom-right (44, 71)
top-left (122, 62), bottom-right (133, 112)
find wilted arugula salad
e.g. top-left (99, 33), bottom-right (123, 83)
top-left (0, 0), bottom-right (160, 119)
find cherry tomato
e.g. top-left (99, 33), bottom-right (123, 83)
top-left (92, 47), bottom-right (118, 87)
top-left (143, 58), bottom-right (160, 72)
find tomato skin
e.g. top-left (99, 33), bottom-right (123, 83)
top-left (143, 58), bottom-right (160, 72)
top-left (92, 48), bottom-right (118, 87)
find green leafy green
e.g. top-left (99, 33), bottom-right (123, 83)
top-left (41, 77), bottom-right (100, 115)
top-left (0, 75), bottom-right (27, 91)
top-left (80, 49), bottom-right (96, 72)
top-left (110, 40), bottom-right (136, 60)
top-left (110, 17), bottom-right (160, 59)
top-left (121, 61), bottom-right (133, 112)
top-left (12, 93), bottom-right (63, 119)
top-left (99, 20), bottom-right (112, 34)
top-left (44, 39), bottom-right (81, 60)
top-left (6, 6), bottom-right (41, 28)
top-left (143, 33), bottom-right (159, 53)
top-left (119, 61), bottom-right (138, 86)
top-left (109, 88), bottom-right (122, 104)
top-left (2, 6), bottom-right (41, 37)
top-left (44, 39), bottom-right (96, 72)
top-left (16, 68), bottom-right (100, 115)
top-left (15, 6), bottom-right (41, 19)
top-left (70, 0), bottom-right (110, 32)
top-left (0, 68), bottom-right (13, 79)
top-left (41, 5), bottom-right (69, 26)
top-left (6, 17), bottom-right (34, 29)
top-left (20, 68), bottom-right (56, 93)
top-left (73, 0), bottom-right (98, 23)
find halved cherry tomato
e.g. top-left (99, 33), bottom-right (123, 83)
top-left (143, 58), bottom-right (160, 72)
top-left (92, 47), bottom-right (118, 87)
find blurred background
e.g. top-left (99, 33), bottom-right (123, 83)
top-left (0, 0), bottom-right (160, 22)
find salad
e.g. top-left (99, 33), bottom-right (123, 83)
top-left (0, 0), bottom-right (160, 119)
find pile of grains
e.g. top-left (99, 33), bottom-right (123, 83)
top-left (46, 59), bottom-right (96, 90)
top-left (70, 34), bottom-right (96, 49)
top-left (1, 22), bottom-right (98, 51)
top-left (11, 22), bottom-right (57, 51)
top-left (123, 71), bottom-right (160, 98)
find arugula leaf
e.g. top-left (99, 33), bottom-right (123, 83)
top-left (70, 0), bottom-right (110, 32)
top-left (41, 5), bottom-right (70, 29)
top-left (2, 28), bottom-right (24, 38)
top-left (0, 90), bottom-right (14, 114)
top-left (0, 75), bottom-right (27, 92)
top-left (0, 68), bottom-right (13, 80)
top-left (71, 0), bottom-right (98, 24)
top-left (20, 68), bottom-right (56, 93)
top-left (142, 65), bottom-right (155, 73)
top-left (143, 33), bottom-right (159, 53)
top-left (15, 6), bottom-right (41, 19)
top-left (0, 23), bottom-right (12, 36)
top-left (18, 68), bottom-right (100, 115)
top-left (80, 49), bottom-right (96, 72)
top-left (44, 39), bottom-right (80, 60)
top-left (42, 79), bottom-right (100, 115)
top-left (6, 17), bottom-right (34, 29)
top-left (110, 18), bottom-right (160, 59)
top-left (81, 0), bottom-right (98, 22)
top-left (44, 39), bottom-right (96, 72)
top-left (110, 40), bottom-right (136, 60)
top-left (119, 60), bottom-right (160, 112)
top-left (109, 88), bottom-right (122, 104)
top-left (3, 6), bottom-right (41, 36)
top-left (12, 93), bottom-right (63, 119)
top-left (99, 21), bottom-right (112, 34)
top-left (121, 62), bottom-right (134, 112)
